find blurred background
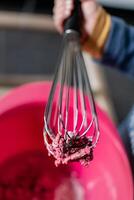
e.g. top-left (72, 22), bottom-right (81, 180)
top-left (0, 0), bottom-right (134, 124)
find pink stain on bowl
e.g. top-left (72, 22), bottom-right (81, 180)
top-left (0, 81), bottom-right (133, 200)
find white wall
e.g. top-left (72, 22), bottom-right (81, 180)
top-left (98, 0), bottom-right (134, 10)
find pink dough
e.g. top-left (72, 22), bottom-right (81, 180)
top-left (46, 132), bottom-right (93, 167)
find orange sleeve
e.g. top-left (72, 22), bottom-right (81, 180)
top-left (82, 7), bottom-right (111, 59)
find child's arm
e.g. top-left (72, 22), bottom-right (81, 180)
top-left (83, 12), bottom-right (134, 76)
top-left (100, 16), bottom-right (134, 76)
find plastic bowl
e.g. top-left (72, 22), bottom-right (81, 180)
top-left (0, 81), bottom-right (133, 199)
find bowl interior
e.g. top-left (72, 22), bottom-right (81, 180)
top-left (0, 82), bottom-right (132, 200)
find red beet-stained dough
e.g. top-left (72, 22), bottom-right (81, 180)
top-left (48, 132), bottom-right (93, 167)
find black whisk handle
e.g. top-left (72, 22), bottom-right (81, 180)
top-left (64, 0), bottom-right (81, 33)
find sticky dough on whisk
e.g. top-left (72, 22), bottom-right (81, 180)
top-left (47, 132), bottom-right (93, 167)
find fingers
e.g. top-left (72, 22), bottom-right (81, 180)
top-left (53, 0), bottom-right (74, 33)
top-left (81, 0), bottom-right (98, 20)
top-left (81, 0), bottom-right (100, 34)
top-left (80, 0), bottom-right (96, 3)
top-left (65, 0), bottom-right (74, 17)
top-left (53, 0), bottom-right (65, 33)
top-left (53, 0), bottom-right (99, 35)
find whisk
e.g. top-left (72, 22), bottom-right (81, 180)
top-left (43, 0), bottom-right (100, 166)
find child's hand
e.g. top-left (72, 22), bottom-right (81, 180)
top-left (53, 0), bottom-right (101, 35)
top-left (53, 0), bottom-right (111, 58)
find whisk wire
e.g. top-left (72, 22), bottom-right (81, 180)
top-left (58, 52), bottom-right (67, 135)
top-left (79, 51), bottom-right (100, 146)
top-left (76, 53), bottom-right (87, 134)
top-left (73, 60), bottom-right (78, 134)
top-left (64, 53), bottom-right (71, 135)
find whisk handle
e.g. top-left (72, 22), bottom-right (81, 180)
top-left (64, 0), bottom-right (81, 33)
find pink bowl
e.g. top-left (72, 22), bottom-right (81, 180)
top-left (0, 81), bottom-right (133, 199)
